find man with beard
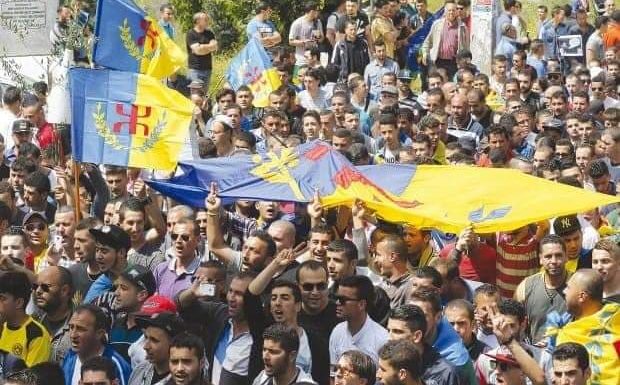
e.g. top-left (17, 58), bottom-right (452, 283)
top-left (69, 218), bottom-right (103, 299)
top-left (591, 239), bottom-right (620, 301)
top-left (128, 313), bottom-right (185, 385)
top-left (33, 266), bottom-right (74, 362)
top-left (248, 262), bottom-right (330, 385)
top-left (296, 260), bottom-right (339, 345)
top-left (329, 275), bottom-right (389, 367)
top-left (253, 324), bottom-right (316, 385)
top-left (387, 304), bottom-right (459, 385)
top-left (515, 235), bottom-right (570, 343)
top-left (552, 215), bottom-right (592, 272)
top-left (178, 272), bottom-right (266, 384)
top-left (109, 265), bottom-right (156, 360)
top-left (168, 333), bottom-right (209, 385)
top-left (206, 184), bottom-right (278, 274)
top-left (119, 198), bottom-right (165, 272)
top-left (376, 339), bottom-right (425, 385)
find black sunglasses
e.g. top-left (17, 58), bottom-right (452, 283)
top-left (490, 360), bottom-right (518, 371)
top-left (32, 283), bottom-right (54, 293)
top-left (334, 295), bottom-right (361, 304)
top-left (171, 233), bottom-right (191, 242)
top-left (301, 282), bottom-right (328, 292)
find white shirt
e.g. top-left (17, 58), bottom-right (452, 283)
top-left (329, 315), bottom-right (389, 366)
top-left (70, 356), bottom-right (82, 385)
top-left (0, 108), bottom-right (16, 150)
top-left (211, 320), bottom-right (252, 384)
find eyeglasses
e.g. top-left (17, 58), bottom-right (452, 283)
top-left (32, 283), bottom-right (55, 292)
top-left (548, 74), bottom-right (561, 80)
top-left (591, 87), bottom-right (604, 91)
top-left (490, 360), bottom-right (519, 371)
top-left (171, 233), bottom-right (191, 242)
top-left (301, 282), bottom-right (328, 292)
top-left (334, 295), bottom-right (361, 304)
top-left (24, 223), bottom-right (46, 232)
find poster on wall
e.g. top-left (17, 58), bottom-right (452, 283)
top-left (0, 0), bottom-right (59, 56)
top-left (470, 0), bottom-right (498, 76)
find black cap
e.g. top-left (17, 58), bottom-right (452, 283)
top-left (22, 211), bottom-right (47, 226)
top-left (543, 118), bottom-right (565, 131)
top-left (89, 225), bottom-right (131, 251)
top-left (120, 265), bottom-right (156, 296)
top-left (135, 312), bottom-right (185, 337)
top-left (12, 119), bottom-right (34, 134)
top-left (553, 215), bottom-right (581, 236)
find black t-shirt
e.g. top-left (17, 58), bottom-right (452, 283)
top-left (186, 28), bottom-right (216, 71)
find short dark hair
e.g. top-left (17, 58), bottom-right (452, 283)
top-left (170, 332), bottom-right (205, 360)
top-left (539, 234), bottom-right (567, 253)
top-left (378, 340), bottom-right (423, 380)
top-left (326, 239), bottom-right (358, 261)
top-left (409, 287), bottom-right (442, 315)
top-left (553, 343), bottom-right (589, 371)
top-left (271, 280), bottom-right (302, 303)
top-left (80, 356), bottom-right (118, 382)
top-left (263, 323), bottom-right (299, 353)
top-left (445, 299), bottom-right (475, 320)
top-left (296, 259), bottom-right (327, 283)
top-left (118, 197), bottom-right (146, 222)
top-left (74, 304), bottom-right (111, 333)
top-left (23, 171), bottom-right (50, 194)
top-left (3, 86), bottom-right (21, 106)
top-left (389, 304), bottom-right (427, 334)
top-left (0, 271), bottom-right (31, 307)
top-left (413, 266), bottom-right (443, 288)
top-left (249, 229), bottom-right (277, 259)
top-left (340, 351), bottom-right (376, 384)
top-left (339, 275), bottom-right (374, 305)
top-left (498, 298), bottom-right (526, 323)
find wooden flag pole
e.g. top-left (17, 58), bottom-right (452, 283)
top-left (73, 159), bottom-right (82, 222)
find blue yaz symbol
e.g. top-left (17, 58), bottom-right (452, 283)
top-left (468, 206), bottom-right (511, 223)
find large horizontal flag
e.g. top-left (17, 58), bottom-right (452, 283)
top-left (70, 68), bottom-right (194, 171)
top-left (225, 38), bottom-right (281, 107)
top-left (147, 141), bottom-right (620, 233)
top-left (93, 0), bottom-right (185, 78)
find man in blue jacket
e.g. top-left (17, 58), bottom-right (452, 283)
top-left (63, 304), bottom-right (131, 385)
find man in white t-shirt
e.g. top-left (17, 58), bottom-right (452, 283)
top-left (0, 86), bottom-right (22, 153)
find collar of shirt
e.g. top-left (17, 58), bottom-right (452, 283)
top-left (167, 254), bottom-right (201, 275)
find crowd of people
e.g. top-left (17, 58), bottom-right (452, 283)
top-left (0, 0), bottom-right (618, 385)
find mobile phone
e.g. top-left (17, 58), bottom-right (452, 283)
top-left (197, 283), bottom-right (215, 297)
top-left (53, 234), bottom-right (63, 253)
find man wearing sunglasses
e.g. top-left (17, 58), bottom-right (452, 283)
top-left (329, 275), bottom-right (389, 370)
top-left (33, 266), bottom-right (74, 362)
top-left (484, 352), bottom-right (528, 385)
top-left (22, 212), bottom-right (49, 274)
top-left (153, 218), bottom-right (200, 299)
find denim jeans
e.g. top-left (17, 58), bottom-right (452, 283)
top-left (187, 69), bottom-right (212, 93)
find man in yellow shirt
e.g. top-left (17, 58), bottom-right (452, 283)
top-left (371, 0), bottom-right (399, 59)
top-left (0, 271), bottom-right (51, 366)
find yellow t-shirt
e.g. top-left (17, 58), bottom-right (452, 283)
top-left (371, 15), bottom-right (396, 58)
top-left (0, 316), bottom-right (51, 367)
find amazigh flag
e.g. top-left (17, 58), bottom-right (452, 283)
top-left (93, 0), bottom-right (185, 78)
top-left (147, 141), bottom-right (619, 233)
top-left (225, 38), bottom-right (281, 107)
top-left (407, 7), bottom-right (444, 72)
top-left (70, 68), bottom-right (194, 171)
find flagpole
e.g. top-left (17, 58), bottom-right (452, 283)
top-left (73, 159), bottom-right (82, 221)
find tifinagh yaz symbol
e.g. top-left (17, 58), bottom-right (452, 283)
top-left (113, 104), bottom-right (152, 136)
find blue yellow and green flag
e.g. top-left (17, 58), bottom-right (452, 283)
top-left (70, 68), bottom-right (194, 171)
top-left (147, 141), bottom-right (620, 233)
top-left (93, 0), bottom-right (185, 79)
top-left (225, 38), bottom-right (281, 108)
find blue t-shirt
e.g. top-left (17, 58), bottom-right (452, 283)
top-left (247, 18), bottom-right (276, 40)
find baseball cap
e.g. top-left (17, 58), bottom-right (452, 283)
top-left (542, 118), bottom-right (564, 131)
top-left (119, 265), bottom-right (156, 296)
top-left (89, 225), bottom-right (131, 251)
top-left (135, 294), bottom-right (177, 316)
top-left (135, 312), bottom-right (185, 337)
top-left (484, 352), bottom-right (520, 369)
top-left (380, 85), bottom-right (398, 95)
top-left (22, 212), bottom-right (47, 226)
top-left (188, 79), bottom-right (205, 89)
top-left (553, 215), bottom-right (581, 236)
top-left (12, 119), bottom-right (34, 134)
top-left (398, 69), bottom-right (414, 80)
